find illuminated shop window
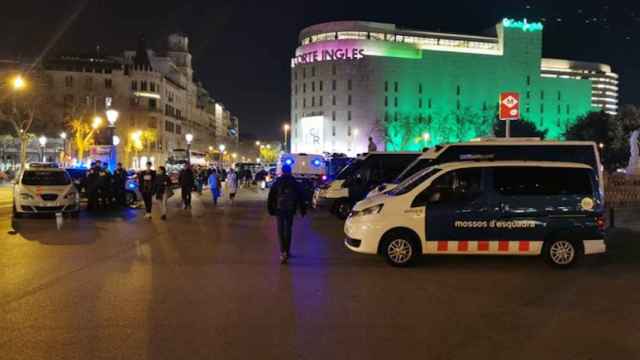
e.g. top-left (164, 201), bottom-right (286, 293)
top-left (338, 31), bottom-right (367, 40)
top-left (370, 32), bottom-right (385, 40)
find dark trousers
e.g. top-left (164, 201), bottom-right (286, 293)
top-left (142, 192), bottom-right (153, 213)
top-left (276, 212), bottom-right (295, 254)
top-left (182, 187), bottom-right (192, 207)
top-left (87, 190), bottom-right (98, 211)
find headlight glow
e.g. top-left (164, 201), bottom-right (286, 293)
top-left (20, 193), bottom-right (34, 200)
top-left (351, 204), bottom-right (384, 218)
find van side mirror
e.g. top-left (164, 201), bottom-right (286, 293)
top-left (377, 184), bottom-right (386, 192)
top-left (429, 192), bottom-right (441, 203)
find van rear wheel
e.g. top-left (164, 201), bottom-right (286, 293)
top-left (382, 232), bottom-right (420, 267)
top-left (544, 238), bottom-right (581, 268)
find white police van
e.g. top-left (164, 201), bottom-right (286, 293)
top-left (368, 139), bottom-right (604, 198)
top-left (13, 164), bottom-right (80, 218)
top-left (345, 161), bottom-right (606, 268)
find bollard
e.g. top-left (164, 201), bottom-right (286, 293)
top-left (609, 207), bottom-right (615, 228)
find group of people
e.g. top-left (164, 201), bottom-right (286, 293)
top-left (136, 162), bottom-right (239, 220)
top-left (86, 160), bottom-right (129, 211)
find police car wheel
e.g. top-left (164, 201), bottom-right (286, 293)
top-left (544, 239), bottom-right (580, 268)
top-left (382, 234), bottom-right (419, 267)
top-left (336, 200), bottom-right (352, 220)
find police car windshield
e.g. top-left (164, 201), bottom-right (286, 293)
top-left (21, 170), bottom-right (71, 186)
top-left (388, 167), bottom-right (441, 196)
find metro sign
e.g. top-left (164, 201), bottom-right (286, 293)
top-left (499, 92), bottom-right (520, 121)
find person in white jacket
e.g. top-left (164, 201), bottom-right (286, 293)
top-left (226, 169), bottom-right (238, 204)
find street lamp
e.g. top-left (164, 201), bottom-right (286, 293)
top-left (283, 123), bottom-right (290, 152)
top-left (255, 141), bottom-right (261, 147)
top-left (105, 109), bottom-right (119, 170)
top-left (208, 145), bottom-right (214, 152)
top-left (422, 132), bottom-right (431, 147)
top-left (12, 75), bottom-right (25, 90)
top-left (185, 133), bottom-right (193, 164)
top-left (38, 135), bottom-right (47, 162)
top-left (92, 116), bottom-right (103, 130)
top-left (106, 109), bottom-right (119, 127)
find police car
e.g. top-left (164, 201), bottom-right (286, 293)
top-left (345, 161), bottom-right (606, 268)
top-left (13, 164), bottom-right (80, 218)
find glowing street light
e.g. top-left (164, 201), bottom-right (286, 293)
top-left (92, 116), bottom-right (103, 129)
top-left (422, 132), bottom-right (431, 146)
top-left (105, 109), bottom-right (119, 127)
top-left (12, 75), bottom-right (25, 90)
top-left (185, 133), bottom-right (193, 144)
top-left (219, 144), bottom-right (226, 153)
top-left (59, 132), bottom-right (67, 140)
top-left (283, 123), bottom-right (290, 151)
top-left (185, 133), bottom-right (194, 164)
top-left (208, 145), bottom-right (214, 152)
top-left (255, 141), bottom-right (261, 147)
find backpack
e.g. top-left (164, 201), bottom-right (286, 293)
top-left (276, 178), bottom-right (299, 211)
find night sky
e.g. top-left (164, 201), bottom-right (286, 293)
top-left (1, 0), bottom-right (638, 140)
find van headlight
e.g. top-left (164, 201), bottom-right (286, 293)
top-left (350, 204), bottom-right (384, 218)
top-left (20, 193), bottom-right (34, 200)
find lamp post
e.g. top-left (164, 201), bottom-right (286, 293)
top-left (59, 132), bottom-right (67, 166)
top-left (283, 123), bottom-right (290, 152)
top-left (38, 135), bottom-right (47, 162)
top-left (105, 109), bottom-right (119, 170)
top-left (219, 144), bottom-right (226, 167)
top-left (185, 133), bottom-right (193, 165)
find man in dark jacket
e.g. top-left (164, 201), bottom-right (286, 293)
top-left (86, 162), bottom-right (100, 211)
top-left (96, 161), bottom-right (112, 209)
top-left (112, 162), bottom-right (128, 207)
top-left (138, 161), bottom-right (156, 219)
top-left (267, 164), bottom-right (307, 264)
top-left (179, 164), bottom-right (195, 209)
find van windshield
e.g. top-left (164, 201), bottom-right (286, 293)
top-left (394, 158), bottom-right (434, 184)
top-left (388, 167), bottom-right (441, 196)
top-left (335, 159), bottom-right (363, 180)
top-left (21, 170), bottom-right (71, 186)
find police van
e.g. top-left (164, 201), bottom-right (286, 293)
top-left (368, 139), bottom-right (604, 198)
top-left (345, 161), bottom-right (606, 268)
top-left (314, 152), bottom-right (420, 219)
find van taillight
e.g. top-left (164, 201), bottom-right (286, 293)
top-left (596, 216), bottom-right (605, 231)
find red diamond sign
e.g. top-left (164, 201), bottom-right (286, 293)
top-left (499, 92), bottom-right (520, 120)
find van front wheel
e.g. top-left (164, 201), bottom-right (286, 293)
top-left (382, 233), bottom-right (419, 267)
top-left (544, 238), bottom-right (581, 268)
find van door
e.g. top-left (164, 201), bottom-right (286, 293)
top-left (412, 168), bottom-right (490, 253)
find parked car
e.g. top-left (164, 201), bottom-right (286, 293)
top-left (13, 165), bottom-right (80, 218)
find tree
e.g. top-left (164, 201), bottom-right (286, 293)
top-left (493, 118), bottom-right (548, 138)
top-left (259, 145), bottom-right (279, 163)
top-left (0, 72), bottom-right (48, 169)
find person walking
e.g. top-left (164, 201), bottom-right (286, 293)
top-left (179, 164), bottom-right (195, 209)
top-left (138, 161), bottom-right (156, 219)
top-left (112, 162), bottom-right (128, 207)
top-left (267, 164), bottom-right (307, 264)
top-left (86, 162), bottom-right (100, 211)
top-left (97, 161), bottom-right (112, 208)
top-left (208, 169), bottom-right (222, 206)
top-left (226, 168), bottom-right (238, 204)
top-left (368, 137), bottom-right (378, 152)
top-left (154, 166), bottom-right (172, 220)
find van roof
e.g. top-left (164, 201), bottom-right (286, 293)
top-left (420, 140), bottom-right (597, 159)
top-left (436, 160), bottom-right (593, 171)
top-left (358, 151), bottom-right (421, 158)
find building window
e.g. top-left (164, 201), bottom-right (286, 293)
top-left (319, 96), bottom-right (323, 106)
top-left (63, 94), bottom-right (74, 106)
top-left (149, 99), bottom-right (157, 110)
top-left (526, 91), bottom-right (531, 99)
top-left (303, 83), bottom-right (306, 93)
top-left (312, 81), bottom-right (315, 92)
top-left (176, 125), bottom-right (182, 135)
top-left (567, 104), bottom-right (570, 114)
top-left (332, 95), bottom-right (336, 106)
top-left (347, 79), bottom-right (352, 91)
top-left (540, 91), bottom-right (544, 100)
top-left (141, 81), bottom-right (148, 91)
top-left (84, 77), bottom-right (93, 90)
top-left (312, 66), bottom-right (316, 77)
top-left (394, 112), bottom-right (398, 121)
top-left (557, 104), bottom-right (561, 114)
top-left (303, 98), bottom-right (306, 108)
top-left (384, 112), bottom-right (389, 122)
top-left (482, 102), bottom-right (487, 111)
top-left (294, 98), bottom-right (297, 109)
top-left (418, 98), bottom-right (423, 108)
top-left (312, 97), bottom-right (315, 107)
top-left (294, 84), bottom-right (298, 95)
top-left (457, 99), bottom-right (461, 110)
top-left (540, 104), bottom-right (544, 113)
top-left (348, 111), bottom-right (352, 121)
top-left (526, 75), bottom-right (531, 86)
top-left (456, 85), bottom-right (461, 96)
top-left (558, 91), bottom-right (562, 101)
top-left (348, 126), bottom-right (352, 137)
top-left (332, 126), bottom-right (336, 136)
top-left (418, 83), bottom-right (423, 94)
top-left (384, 96), bottom-right (388, 107)
top-left (165, 121), bottom-right (175, 133)
top-left (332, 64), bottom-right (337, 76)
top-left (428, 98), bottom-right (432, 109)
top-left (64, 76), bottom-right (73, 88)
top-left (303, 68), bottom-right (306, 78)
top-left (347, 94), bottom-right (352, 106)
top-left (384, 81), bottom-right (388, 92)
top-left (332, 111), bottom-right (336, 121)
top-left (105, 79), bottom-right (112, 89)
top-left (394, 97), bottom-right (398, 107)
top-left (319, 81), bottom-right (323, 91)
top-left (332, 79), bottom-right (337, 91)
top-left (294, 71), bottom-right (298, 81)
top-left (394, 81), bottom-right (398, 92)
top-left (428, 114), bottom-right (432, 123)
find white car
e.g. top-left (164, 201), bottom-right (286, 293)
top-left (13, 166), bottom-right (80, 218)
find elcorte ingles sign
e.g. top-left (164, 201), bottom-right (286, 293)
top-left (293, 48), bottom-right (365, 66)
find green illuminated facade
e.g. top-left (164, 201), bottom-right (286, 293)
top-left (291, 20), bottom-right (603, 155)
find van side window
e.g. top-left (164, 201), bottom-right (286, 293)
top-left (494, 167), bottom-right (592, 196)
top-left (414, 168), bottom-right (482, 205)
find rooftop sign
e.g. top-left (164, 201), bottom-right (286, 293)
top-left (502, 18), bottom-right (544, 32)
